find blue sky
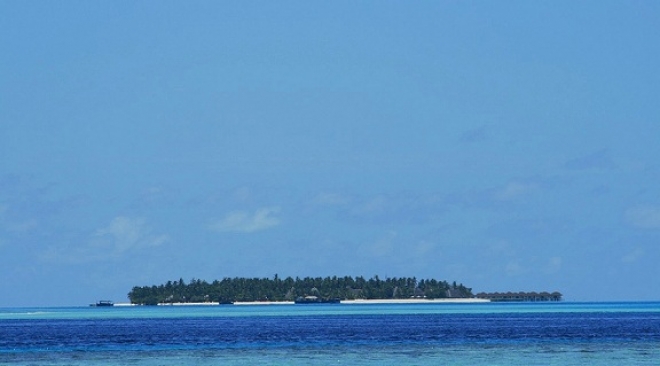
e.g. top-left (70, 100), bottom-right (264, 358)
top-left (2, 1), bottom-right (659, 306)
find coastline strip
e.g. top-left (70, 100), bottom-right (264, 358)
top-left (120, 298), bottom-right (491, 306)
top-left (340, 298), bottom-right (490, 304)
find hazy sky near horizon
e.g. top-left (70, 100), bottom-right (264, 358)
top-left (2, 1), bottom-right (660, 306)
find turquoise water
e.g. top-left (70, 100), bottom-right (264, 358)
top-left (1, 302), bottom-right (659, 365)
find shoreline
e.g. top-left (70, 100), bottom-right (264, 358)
top-left (341, 298), bottom-right (490, 304)
top-left (114, 298), bottom-right (490, 306)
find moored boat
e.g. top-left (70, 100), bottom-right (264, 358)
top-left (294, 296), bottom-right (340, 304)
top-left (91, 300), bottom-right (114, 307)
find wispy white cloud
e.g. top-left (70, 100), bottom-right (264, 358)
top-left (492, 181), bottom-right (538, 201)
top-left (93, 216), bottom-right (168, 254)
top-left (308, 179), bottom-right (549, 229)
top-left (543, 256), bottom-right (562, 274)
top-left (622, 248), bottom-right (644, 264)
top-left (505, 261), bottom-right (525, 276)
top-left (0, 204), bottom-right (38, 233)
top-left (414, 240), bottom-right (435, 256)
top-left (130, 186), bottom-right (171, 209)
top-left (209, 207), bottom-right (281, 233)
top-left (311, 192), bottom-right (352, 206)
top-left (339, 193), bottom-right (444, 225)
top-left (447, 177), bottom-right (555, 210)
top-left (39, 216), bottom-right (168, 263)
top-left (350, 196), bottom-right (389, 217)
top-left (231, 187), bottom-right (253, 202)
top-left (564, 149), bottom-right (616, 171)
top-left (459, 125), bottom-right (489, 143)
top-left (625, 205), bottom-right (660, 229)
top-left (363, 230), bottom-right (397, 257)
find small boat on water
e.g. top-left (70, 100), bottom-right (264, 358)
top-left (90, 300), bottom-right (114, 307)
top-left (294, 296), bottom-right (340, 304)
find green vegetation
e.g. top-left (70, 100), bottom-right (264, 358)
top-left (128, 275), bottom-right (473, 305)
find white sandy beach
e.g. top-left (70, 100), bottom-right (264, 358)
top-left (233, 301), bottom-right (295, 306)
top-left (117, 298), bottom-right (490, 306)
top-left (340, 298), bottom-right (490, 304)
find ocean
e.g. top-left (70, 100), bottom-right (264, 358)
top-left (1, 302), bottom-right (659, 365)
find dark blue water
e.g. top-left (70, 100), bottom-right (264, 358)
top-left (3, 311), bottom-right (660, 351)
top-left (1, 303), bottom-right (660, 365)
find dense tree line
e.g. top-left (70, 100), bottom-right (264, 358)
top-left (127, 275), bottom-right (473, 305)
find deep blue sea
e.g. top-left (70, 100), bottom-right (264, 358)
top-left (1, 302), bottom-right (659, 365)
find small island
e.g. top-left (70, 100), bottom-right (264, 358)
top-left (127, 275), bottom-right (474, 305)
top-left (126, 275), bottom-right (562, 305)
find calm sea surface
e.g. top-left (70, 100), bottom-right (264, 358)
top-left (1, 302), bottom-right (659, 365)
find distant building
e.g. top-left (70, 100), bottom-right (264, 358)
top-left (475, 291), bottom-right (562, 302)
top-left (445, 288), bottom-right (463, 298)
